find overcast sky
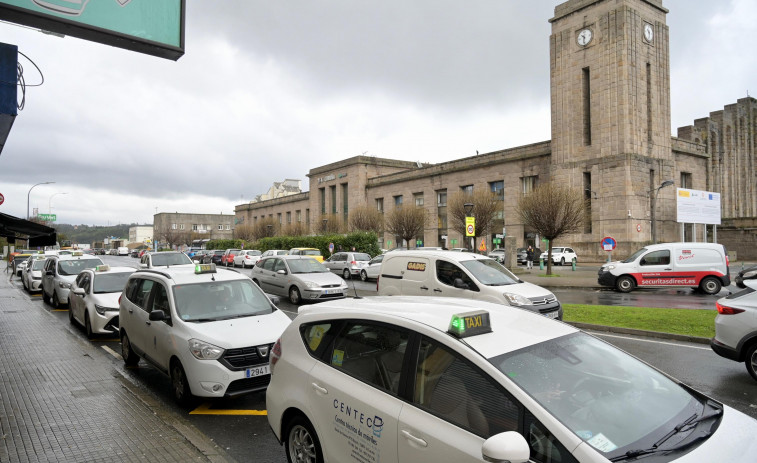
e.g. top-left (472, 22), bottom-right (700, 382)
top-left (0, 0), bottom-right (755, 227)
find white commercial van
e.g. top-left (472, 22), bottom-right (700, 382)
top-left (117, 246), bottom-right (129, 256)
top-left (377, 250), bottom-right (562, 319)
top-left (598, 242), bottom-right (730, 294)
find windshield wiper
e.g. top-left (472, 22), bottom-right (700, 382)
top-left (609, 406), bottom-right (723, 462)
top-left (188, 318), bottom-right (217, 323)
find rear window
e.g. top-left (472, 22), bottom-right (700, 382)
top-left (354, 253), bottom-right (371, 261)
top-left (302, 250), bottom-right (321, 256)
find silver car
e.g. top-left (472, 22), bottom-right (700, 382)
top-left (323, 251), bottom-right (372, 280)
top-left (22, 256), bottom-right (46, 292)
top-left (251, 255), bottom-right (348, 305)
top-left (359, 254), bottom-right (384, 281)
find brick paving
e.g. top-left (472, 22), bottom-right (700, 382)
top-left (0, 270), bottom-right (230, 463)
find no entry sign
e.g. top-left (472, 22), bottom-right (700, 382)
top-left (0, 192), bottom-right (4, 205)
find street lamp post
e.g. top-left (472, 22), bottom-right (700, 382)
top-left (463, 202), bottom-right (474, 251)
top-left (48, 192), bottom-right (67, 214)
top-left (650, 180), bottom-right (675, 244)
top-left (266, 224), bottom-right (273, 237)
top-left (27, 181), bottom-right (54, 219)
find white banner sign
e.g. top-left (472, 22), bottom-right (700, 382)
top-left (676, 188), bottom-right (721, 225)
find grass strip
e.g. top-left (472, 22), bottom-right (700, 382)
top-left (563, 304), bottom-right (716, 339)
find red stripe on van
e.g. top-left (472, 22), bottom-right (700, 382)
top-left (629, 271), bottom-right (724, 287)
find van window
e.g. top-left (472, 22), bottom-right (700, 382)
top-left (640, 250), bottom-right (670, 266)
top-left (461, 259), bottom-right (519, 286)
top-left (436, 261), bottom-right (477, 291)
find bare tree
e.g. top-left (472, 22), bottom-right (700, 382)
top-left (516, 183), bottom-right (586, 275)
top-left (234, 224), bottom-right (256, 241)
top-left (253, 217), bottom-right (279, 240)
top-left (282, 221), bottom-right (308, 237)
top-left (318, 213), bottom-right (344, 234)
top-left (448, 189), bottom-right (501, 250)
top-left (156, 224), bottom-right (187, 250)
top-left (384, 206), bottom-right (427, 248)
top-left (348, 205), bottom-right (384, 233)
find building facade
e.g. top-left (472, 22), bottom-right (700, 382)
top-left (128, 225), bottom-right (153, 245)
top-left (234, 0), bottom-right (756, 260)
top-left (153, 213), bottom-right (235, 248)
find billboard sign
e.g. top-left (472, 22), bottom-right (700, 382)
top-left (0, 0), bottom-right (185, 60)
top-left (676, 188), bottom-right (721, 225)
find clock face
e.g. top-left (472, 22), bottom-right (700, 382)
top-left (644, 24), bottom-right (654, 42)
top-left (577, 28), bottom-right (593, 46)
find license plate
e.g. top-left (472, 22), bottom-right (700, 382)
top-left (245, 364), bottom-right (270, 378)
top-left (325, 289), bottom-right (340, 295)
top-left (544, 311), bottom-right (559, 319)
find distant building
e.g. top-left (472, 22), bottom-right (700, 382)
top-left (128, 225), bottom-right (153, 245)
top-left (249, 179), bottom-right (302, 203)
top-left (153, 213), bottom-right (234, 249)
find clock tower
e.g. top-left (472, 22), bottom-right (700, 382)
top-left (549, 0), bottom-right (672, 252)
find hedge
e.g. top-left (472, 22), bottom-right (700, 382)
top-left (205, 232), bottom-right (381, 258)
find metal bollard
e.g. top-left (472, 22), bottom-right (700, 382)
top-left (572, 258), bottom-right (576, 271)
top-left (539, 258), bottom-right (544, 270)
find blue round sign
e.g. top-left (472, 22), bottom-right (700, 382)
top-left (328, 242), bottom-right (335, 253)
top-left (601, 236), bottom-right (616, 251)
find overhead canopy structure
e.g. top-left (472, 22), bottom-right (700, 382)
top-left (0, 211), bottom-right (57, 246)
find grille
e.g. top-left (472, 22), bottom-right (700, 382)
top-left (529, 295), bottom-right (557, 306)
top-left (226, 375), bottom-right (271, 396)
top-left (318, 293), bottom-right (344, 299)
top-left (321, 284), bottom-right (342, 288)
top-left (219, 343), bottom-right (273, 371)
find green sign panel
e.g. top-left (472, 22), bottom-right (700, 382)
top-left (38, 213), bottom-right (56, 221)
top-left (0, 0), bottom-right (185, 60)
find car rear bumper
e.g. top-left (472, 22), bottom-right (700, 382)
top-left (710, 337), bottom-right (740, 362)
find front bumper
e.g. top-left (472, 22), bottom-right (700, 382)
top-left (303, 287), bottom-right (347, 300)
top-left (91, 310), bottom-right (120, 334)
top-left (597, 269), bottom-right (617, 287)
top-left (185, 349), bottom-right (273, 399)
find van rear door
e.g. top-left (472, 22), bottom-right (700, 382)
top-left (399, 257), bottom-right (431, 295)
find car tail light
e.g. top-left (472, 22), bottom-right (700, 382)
top-left (716, 301), bottom-right (744, 315)
top-left (118, 294), bottom-right (122, 305)
top-left (351, 260), bottom-right (357, 265)
top-left (726, 255), bottom-right (730, 266)
top-left (270, 338), bottom-right (282, 374)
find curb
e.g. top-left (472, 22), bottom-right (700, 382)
top-left (566, 321), bottom-right (711, 345)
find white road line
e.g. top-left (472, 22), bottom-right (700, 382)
top-left (102, 345), bottom-right (123, 360)
top-left (593, 332), bottom-right (711, 351)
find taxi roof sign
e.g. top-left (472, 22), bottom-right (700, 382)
top-left (95, 265), bottom-right (111, 272)
top-left (195, 263), bottom-right (216, 274)
top-left (448, 310), bottom-right (492, 339)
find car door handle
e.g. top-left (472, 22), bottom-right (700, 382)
top-left (127, 308), bottom-right (133, 313)
top-left (311, 383), bottom-right (328, 395)
top-left (401, 430), bottom-right (428, 448)
top-left (433, 288), bottom-right (442, 293)
top-left (420, 286), bottom-right (429, 291)
top-left (145, 320), bottom-right (151, 326)
top-left (664, 268), bottom-right (672, 271)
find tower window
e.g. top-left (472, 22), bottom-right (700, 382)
top-left (583, 67), bottom-right (591, 146)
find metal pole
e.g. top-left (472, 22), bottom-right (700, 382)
top-left (27, 181), bottom-right (54, 220)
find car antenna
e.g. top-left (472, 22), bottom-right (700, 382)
top-left (350, 276), bottom-right (361, 299)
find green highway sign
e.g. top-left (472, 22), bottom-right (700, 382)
top-left (38, 213), bottom-right (56, 221)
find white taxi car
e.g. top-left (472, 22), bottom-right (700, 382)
top-left (266, 297), bottom-right (757, 463)
top-left (119, 263), bottom-right (291, 405)
top-left (68, 265), bottom-right (135, 337)
top-left (41, 252), bottom-right (104, 308)
top-left (21, 255), bottom-right (47, 292)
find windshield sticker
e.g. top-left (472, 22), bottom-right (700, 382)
top-left (332, 350), bottom-right (344, 367)
top-left (333, 398), bottom-right (384, 462)
top-left (588, 433), bottom-right (618, 452)
top-left (406, 262), bottom-right (426, 271)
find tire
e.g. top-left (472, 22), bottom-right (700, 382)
top-left (699, 277), bottom-right (722, 295)
top-left (616, 275), bottom-right (636, 293)
top-left (285, 415), bottom-right (324, 463)
top-left (342, 268), bottom-right (351, 280)
top-left (68, 304), bottom-right (76, 325)
top-left (171, 360), bottom-right (194, 407)
top-left (746, 343), bottom-right (757, 382)
top-left (121, 332), bottom-right (140, 366)
top-left (560, 257), bottom-right (565, 266)
top-left (360, 270), bottom-right (368, 282)
top-left (289, 286), bottom-right (302, 305)
top-left (85, 312), bottom-right (93, 338)
top-left (42, 290), bottom-right (50, 304)
top-left (52, 291), bottom-right (62, 309)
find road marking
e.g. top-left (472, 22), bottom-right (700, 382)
top-left (102, 345), bottom-right (122, 360)
top-left (52, 309), bottom-right (68, 312)
top-left (594, 332), bottom-right (711, 351)
top-left (189, 402), bottom-right (267, 416)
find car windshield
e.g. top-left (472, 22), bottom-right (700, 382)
top-left (150, 253), bottom-right (192, 267)
top-left (93, 272), bottom-right (133, 294)
top-left (491, 332), bottom-right (701, 458)
top-left (551, 247), bottom-right (564, 253)
top-left (214, 250), bottom-right (225, 255)
top-left (354, 253), bottom-right (371, 261)
top-left (58, 259), bottom-right (103, 276)
top-left (301, 250), bottom-right (321, 256)
top-left (461, 258), bottom-right (520, 286)
top-left (288, 258), bottom-right (329, 274)
top-left (31, 260), bottom-right (46, 270)
top-left (622, 248), bottom-right (649, 263)
top-left (173, 279), bottom-right (274, 322)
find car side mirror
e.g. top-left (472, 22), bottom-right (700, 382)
top-left (149, 310), bottom-right (168, 322)
top-left (72, 288), bottom-right (86, 296)
top-left (481, 431), bottom-right (530, 463)
top-left (276, 269), bottom-right (287, 275)
top-left (453, 278), bottom-right (469, 290)
top-left (139, 263), bottom-right (148, 269)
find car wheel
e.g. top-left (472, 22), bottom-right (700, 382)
top-left (616, 275), bottom-right (635, 293)
top-left (342, 268), bottom-right (351, 280)
top-left (121, 332), bottom-right (139, 366)
top-left (746, 343), bottom-right (757, 382)
top-left (52, 292), bottom-right (62, 309)
top-left (171, 360), bottom-right (194, 407)
top-left (42, 290), bottom-right (50, 304)
top-left (560, 257), bottom-right (565, 266)
top-left (68, 304), bottom-right (76, 325)
top-left (699, 277), bottom-right (722, 295)
top-left (289, 286), bottom-right (302, 305)
top-left (285, 415), bottom-right (324, 463)
top-left (85, 312), bottom-right (93, 338)
top-left (360, 270), bottom-right (368, 282)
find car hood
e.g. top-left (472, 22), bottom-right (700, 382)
top-left (499, 281), bottom-right (554, 299)
top-left (182, 310), bottom-right (291, 349)
top-left (89, 292), bottom-right (122, 310)
top-left (292, 272), bottom-right (346, 286)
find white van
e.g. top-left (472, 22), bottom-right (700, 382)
top-left (377, 250), bottom-right (562, 319)
top-left (598, 242), bottom-right (730, 294)
top-left (117, 246), bottom-right (129, 256)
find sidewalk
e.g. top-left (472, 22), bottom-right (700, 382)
top-left (0, 271), bottom-right (233, 463)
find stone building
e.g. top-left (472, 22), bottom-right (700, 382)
top-left (234, 0), bottom-right (756, 261)
top-left (153, 212), bottom-right (235, 248)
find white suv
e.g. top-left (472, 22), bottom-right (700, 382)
top-left (119, 263), bottom-right (291, 405)
top-left (41, 252), bottom-right (104, 308)
top-left (539, 246), bottom-right (578, 266)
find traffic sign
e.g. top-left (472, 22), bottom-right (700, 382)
top-left (0, 192), bottom-right (4, 205)
top-left (478, 240), bottom-right (487, 252)
top-left (601, 236), bottom-right (616, 251)
top-left (38, 213), bottom-right (56, 222)
top-left (465, 217), bottom-right (475, 237)
top-left (328, 242), bottom-right (334, 253)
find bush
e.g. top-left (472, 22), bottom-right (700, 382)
top-left (242, 232), bottom-right (381, 258)
top-left (205, 239), bottom-right (245, 250)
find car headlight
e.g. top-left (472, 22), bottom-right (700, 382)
top-left (59, 282), bottom-right (71, 289)
top-left (303, 281), bottom-right (319, 289)
top-left (94, 304), bottom-right (117, 315)
top-left (603, 265), bottom-right (615, 271)
top-left (188, 339), bottom-right (224, 360)
top-left (503, 293), bottom-right (533, 306)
